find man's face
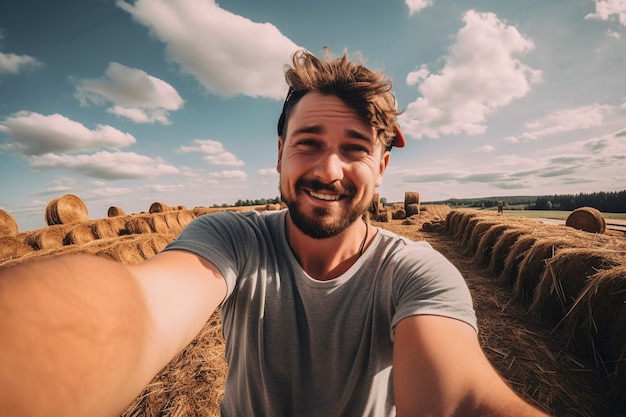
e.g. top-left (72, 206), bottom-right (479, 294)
top-left (277, 92), bottom-right (389, 239)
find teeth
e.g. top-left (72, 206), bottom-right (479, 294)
top-left (310, 191), bottom-right (341, 201)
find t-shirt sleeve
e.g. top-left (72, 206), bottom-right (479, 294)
top-left (162, 212), bottom-right (253, 300)
top-left (390, 242), bottom-right (477, 337)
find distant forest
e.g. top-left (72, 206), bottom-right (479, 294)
top-left (427, 190), bottom-right (626, 213)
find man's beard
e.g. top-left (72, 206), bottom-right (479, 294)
top-left (281, 178), bottom-right (368, 239)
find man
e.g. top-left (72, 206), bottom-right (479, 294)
top-left (0, 50), bottom-right (550, 417)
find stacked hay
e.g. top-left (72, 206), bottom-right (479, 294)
top-left (561, 265), bottom-right (626, 399)
top-left (404, 191), bottom-right (420, 217)
top-left (125, 216), bottom-right (153, 235)
top-left (107, 206), bottom-right (126, 217)
top-left (565, 207), bottom-right (606, 234)
top-left (92, 218), bottom-right (126, 239)
top-left (368, 193), bottom-right (381, 217)
top-left (0, 235), bottom-right (33, 262)
top-left (45, 194), bottom-right (90, 225)
top-left (0, 209), bottom-right (19, 237)
top-left (473, 223), bottom-right (512, 266)
top-left (529, 248), bottom-right (623, 328)
top-left (488, 227), bottom-right (529, 276)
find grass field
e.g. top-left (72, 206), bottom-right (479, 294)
top-left (484, 208), bottom-right (626, 221)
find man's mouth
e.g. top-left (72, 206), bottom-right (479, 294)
top-left (308, 191), bottom-right (342, 201)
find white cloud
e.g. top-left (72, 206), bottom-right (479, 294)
top-left (586, 0), bottom-right (626, 26)
top-left (0, 51), bottom-right (42, 76)
top-left (0, 111), bottom-right (136, 155)
top-left (208, 170), bottom-right (248, 180)
top-left (475, 145), bottom-right (495, 152)
top-left (28, 151), bottom-right (179, 180)
top-left (398, 10), bottom-right (542, 139)
top-left (607, 29), bottom-right (621, 38)
top-left (405, 0), bottom-right (433, 16)
top-left (505, 104), bottom-right (613, 143)
top-left (177, 139), bottom-right (245, 166)
top-left (75, 62), bottom-right (183, 124)
top-left (0, 32), bottom-right (42, 76)
top-left (141, 183), bottom-right (185, 192)
top-left (117, 0), bottom-right (301, 99)
top-left (90, 187), bottom-right (134, 197)
top-left (258, 167), bottom-right (278, 176)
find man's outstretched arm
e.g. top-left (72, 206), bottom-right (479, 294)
top-left (0, 250), bottom-right (227, 417)
top-left (393, 315), bottom-right (552, 417)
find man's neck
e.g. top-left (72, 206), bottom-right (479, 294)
top-left (285, 213), bottom-right (373, 281)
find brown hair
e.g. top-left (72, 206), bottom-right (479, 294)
top-left (277, 49), bottom-right (401, 150)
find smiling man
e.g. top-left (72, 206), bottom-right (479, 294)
top-left (0, 49), bottom-right (551, 417)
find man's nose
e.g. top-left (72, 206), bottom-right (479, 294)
top-left (314, 152), bottom-right (344, 183)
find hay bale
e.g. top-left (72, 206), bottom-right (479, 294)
top-left (147, 213), bottom-right (171, 234)
top-left (176, 210), bottom-right (196, 230)
top-left (404, 191), bottom-right (420, 205)
top-left (0, 236), bottom-right (28, 261)
top-left (488, 227), bottom-right (529, 276)
top-left (565, 207), bottom-right (606, 234)
top-left (0, 209), bottom-right (19, 237)
top-left (64, 222), bottom-right (96, 245)
top-left (500, 235), bottom-right (538, 286)
top-left (405, 203), bottom-right (420, 217)
top-left (107, 206), bottom-right (126, 217)
top-left (562, 265), bottom-right (626, 397)
top-left (392, 208), bottom-right (406, 220)
top-left (25, 224), bottom-right (72, 250)
top-left (473, 224), bottom-right (511, 266)
top-left (91, 218), bottom-right (121, 239)
top-left (452, 212), bottom-right (479, 242)
top-left (464, 220), bottom-right (499, 257)
top-left (149, 202), bottom-right (172, 214)
top-left (44, 194), bottom-right (90, 226)
top-left (514, 237), bottom-right (572, 304)
top-left (529, 248), bottom-right (623, 328)
top-left (125, 216), bottom-right (152, 235)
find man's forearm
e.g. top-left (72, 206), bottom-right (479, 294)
top-left (0, 254), bottom-right (156, 417)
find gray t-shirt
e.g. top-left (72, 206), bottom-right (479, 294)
top-left (165, 209), bottom-right (476, 417)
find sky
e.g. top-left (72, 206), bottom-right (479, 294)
top-left (1, 0), bottom-right (625, 232)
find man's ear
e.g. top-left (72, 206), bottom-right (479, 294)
top-left (375, 150), bottom-right (390, 187)
top-left (276, 136), bottom-right (284, 173)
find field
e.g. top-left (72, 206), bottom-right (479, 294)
top-left (1, 198), bottom-right (625, 416)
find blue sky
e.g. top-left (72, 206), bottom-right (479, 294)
top-left (1, 0), bottom-right (625, 232)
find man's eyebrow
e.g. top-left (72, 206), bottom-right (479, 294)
top-left (291, 125), bottom-right (373, 142)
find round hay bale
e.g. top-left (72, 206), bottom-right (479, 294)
top-left (91, 219), bottom-right (120, 239)
top-left (44, 194), bottom-right (90, 226)
top-left (177, 205), bottom-right (187, 211)
top-left (404, 191), bottom-right (420, 205)
top-left (0, 236), bottom-right (23, 261)
top-left (0, 209), bottom-right (19, 237)
top-left (107, 206), bottom-right (126, 217)
top-left (64, 222), bottom-right (96, 245)
top-left (488, 227), bottom-right (529, 276)
top-left (444, 210), bottom-right (462, 234)
top-left (392, 208), bottom-right (406, 220)
top-left (25, 224), bottom-right (72, 250)
top-left (565, 207), bottom-right (606, 234)
top-left (529, 248), bottom-right (623, 328)
top-left (562, 265), bottom-right (626, 396)
top-left (96, 237), bottom-right (145, 264)
top-left (149, 202), bottom-right (172, 214)
top-left (125, 216), bottom-right (152, 235)
top-left (405, 203), bottom-right (420, 217)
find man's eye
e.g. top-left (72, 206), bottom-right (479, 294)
top-left (296, 140), bottom-right (318, 147)
top-left (346, 145), bottom-right (369, 153)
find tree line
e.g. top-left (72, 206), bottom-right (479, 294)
top-left (530, 190), bottom-right (626, 212)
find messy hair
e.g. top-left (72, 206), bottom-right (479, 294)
top-left (277, 49), bottom-right (401, 150)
